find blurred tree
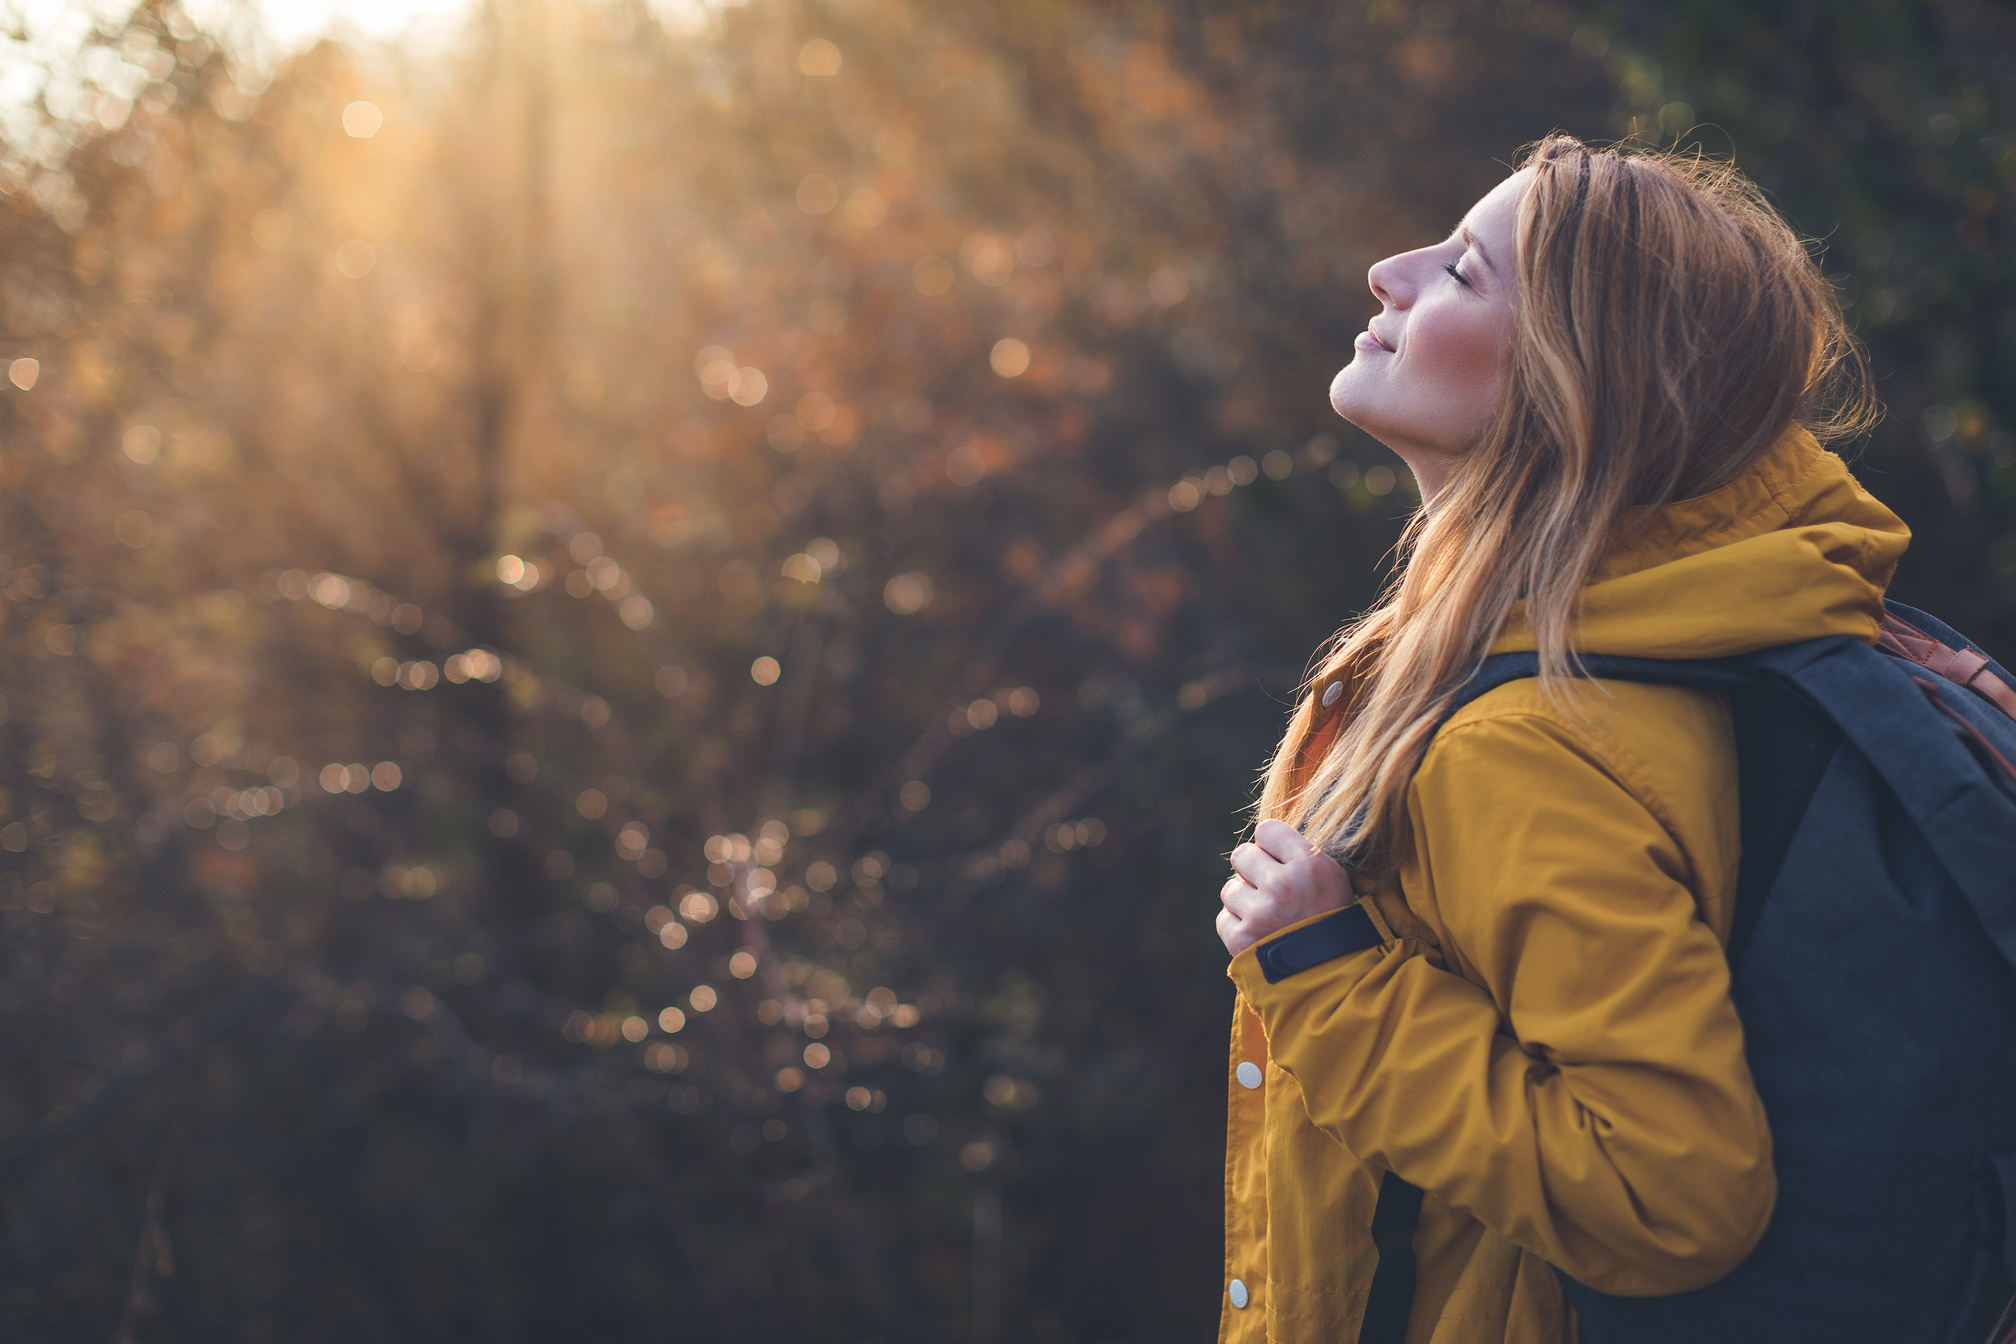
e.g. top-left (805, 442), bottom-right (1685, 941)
top-left (0, 1), bottom-right (2004, 1341)
top-left (1591, 0), bottom-right (2016, 652)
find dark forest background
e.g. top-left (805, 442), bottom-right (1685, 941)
top-left (0, 0), bottom-right (2010, 1339)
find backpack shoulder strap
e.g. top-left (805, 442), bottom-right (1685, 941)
top-left (1448, 651), bottom-right (1837, 966)
top-left (1878, 601), bottom-right (2016, 723)
top-left (1354, 1170), bottom-right (1426, 1344)
top-left (1450, 652), bottom-right (1764, 715)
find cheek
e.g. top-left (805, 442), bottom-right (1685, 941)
top-left (1409, 305), bottom-right (1509, 395)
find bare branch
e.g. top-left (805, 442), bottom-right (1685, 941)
top-left (111, 1118), bottom-right (189, 1344)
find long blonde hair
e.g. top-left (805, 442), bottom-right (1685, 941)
top-left (1258, 135), bottom-right (1876, 877)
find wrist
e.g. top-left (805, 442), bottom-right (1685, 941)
top-left (1251, 901), bottom-right (1386, 983)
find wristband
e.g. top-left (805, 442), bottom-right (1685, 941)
top-left (1254, 903), bottom-right (1385, 983)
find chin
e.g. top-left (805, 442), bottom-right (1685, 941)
top-left (1327, 364), bottom-right (1360, 421)
top-left (1328, 363), bottom-right (1379, 428)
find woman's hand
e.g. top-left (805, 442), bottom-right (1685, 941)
top-left (1217, 818), bottom-right (1353, 957)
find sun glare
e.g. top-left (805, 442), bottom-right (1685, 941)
top-left (237, 0), bottom-right (473, 47)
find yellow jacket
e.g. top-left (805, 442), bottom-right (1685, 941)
top-left (1221, 430), bottom-right (1911, 1343)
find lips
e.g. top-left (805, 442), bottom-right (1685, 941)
top-left (1354, 326), bottom-right (1396, 354)
top-left (1366, 325), bottom-right (1396, 352)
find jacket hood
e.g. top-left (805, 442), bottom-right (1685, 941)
top-left (1490, 427), bottom-right (1911, 660)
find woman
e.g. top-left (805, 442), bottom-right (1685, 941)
top-left (1215, 135), bottom-right (1902, 1342)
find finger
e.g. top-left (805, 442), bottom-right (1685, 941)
top-left (1251, 817), bottom-right (1315, 863)
top-left (1228, 842), bottom-right (1276, 886)
top-left (1217, 906), bottom-right (1253, 957)
top-left (1220, 874), bottom-right (1260, 920)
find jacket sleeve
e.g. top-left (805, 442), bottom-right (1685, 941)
top-left (1227, 711), bottom-right (1775, 1296)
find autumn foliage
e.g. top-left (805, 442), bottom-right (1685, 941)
top-left (0, 1), bottom-right (2010, 1339)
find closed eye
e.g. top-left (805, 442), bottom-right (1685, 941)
top-left (1443, 260), bottom-right (1471, 288)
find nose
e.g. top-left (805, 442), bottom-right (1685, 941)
top-left (1367, 251), bottom-right (1408, 310)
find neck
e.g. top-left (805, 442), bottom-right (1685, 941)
top-left (1393, 445), bottom-right (1458, 507)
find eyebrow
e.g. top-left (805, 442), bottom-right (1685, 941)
top-left (1459, 226), bottom-right (1496, 276)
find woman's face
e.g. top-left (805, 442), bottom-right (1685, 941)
top-left (1328, 168), bottom-right (1528, 496)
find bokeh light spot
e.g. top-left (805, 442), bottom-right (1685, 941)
top-left (797, 38), bottom-right (842, 75)
top-left (697, 352), bottom-right (735, 398)
top-left (840, 188), bottom-right (885, 228)
top-left (335, 239), bottom-right (376, 278)
top-left (796, 173), bottom-right (839, 216)
top-left (989, 337), bottom-right (1030, 378)
top-left (250, 209), bottom-right (291, 250)
top-left (114, 510), bottom-right (153, 548)
top-left (965, 235), bottom-right (1015, 286)
top-left (883, 571), bottom-right (932, 615)
top-left (341, 100), bottom-right (384, 137)
top-left (619, 595), bottom-right (654, 629)
top-left (122, 425), bottom-right (161, 463)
